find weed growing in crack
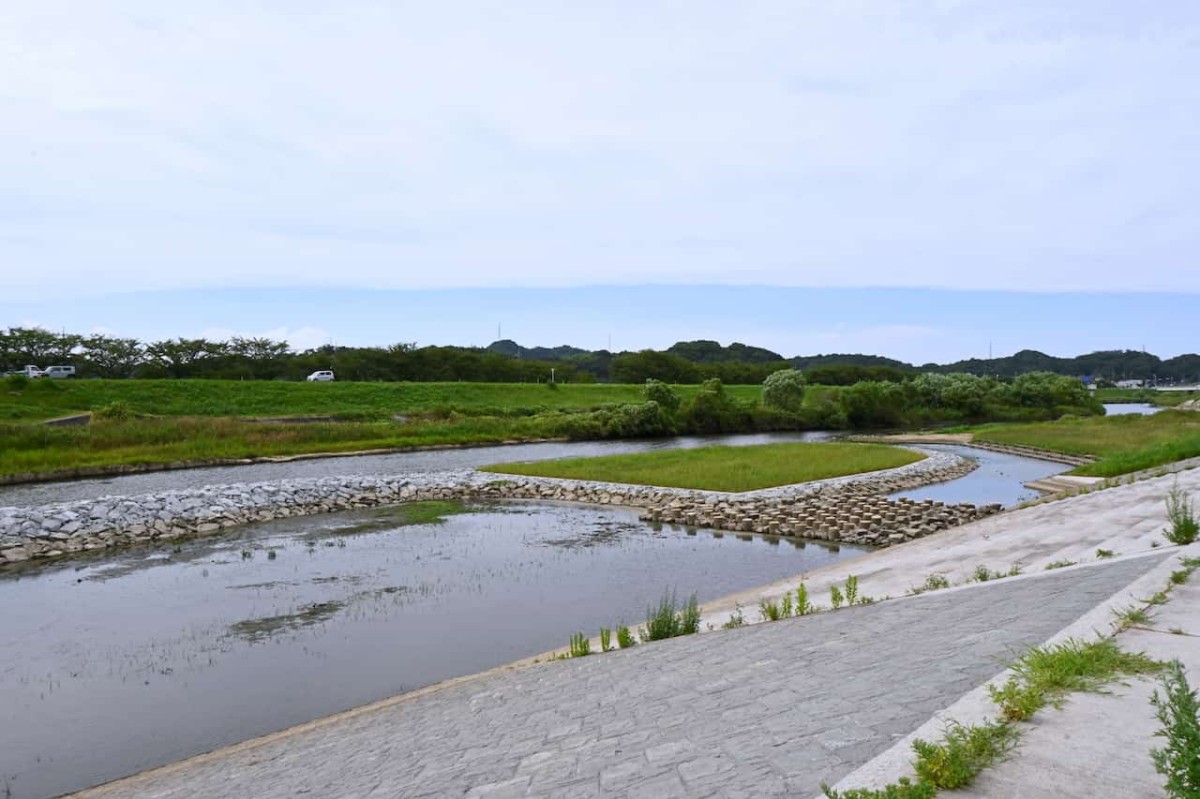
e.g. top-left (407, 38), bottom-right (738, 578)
top-left (911, 719), bottom-right (1020, 789)
top-left (616, 625), bottom-right (635, 649)
top-left (1150, 659), bottom-right (1200, 799)
top-left (599, 627), bottom-right (612, 653)
top-left (1045, 559), bottom-right (1077, 570)
top-left (830, 584), bottom-right (845, 610)
top-left (1113, 604), bottom-right (1154, 631)
top-left (1165, 479), bottom-right (1199, 545)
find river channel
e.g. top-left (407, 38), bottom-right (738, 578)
top-left (0, 430), bottom-right (1081, 797)
top-left (0, 501), bottom-right (863, 799)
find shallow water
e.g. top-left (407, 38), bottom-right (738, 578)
top-left (1102, 402), bottom-right (1160, 416)
top-left (891, 445), bottom-right (1067, 507)
top-left (0, 501), bottom-right (863, 799)
top-left (0, 431), bottom-right (833, 508)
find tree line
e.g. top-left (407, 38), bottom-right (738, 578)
top-left (2, 326), bottom-right (1196, 384)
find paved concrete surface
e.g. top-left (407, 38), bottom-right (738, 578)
top-left (75, 557), bottom-right (1163, 799)
top-left (947, 575), bottom-right (1200, 799)
top-left (702, 466), bottom-right (1200, 631)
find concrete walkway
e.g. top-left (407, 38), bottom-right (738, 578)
top-left (76, 557), bottom-right (1163, 798)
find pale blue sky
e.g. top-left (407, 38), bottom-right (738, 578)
top-left (2, 2), bottom-right (1197, 361)
top-left (2, 286), bottom-right (1192, 365)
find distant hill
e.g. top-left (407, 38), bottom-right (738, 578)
top-left (486, 340), bottom-right (1200, 384)
top-left (486, 339), bottom-right (592, 361)
top-left (666, 340), bottom-right (785, 365)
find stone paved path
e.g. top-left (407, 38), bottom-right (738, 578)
top-left (78, 556), bottom-right (1163, 799)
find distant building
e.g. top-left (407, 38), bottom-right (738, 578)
top-left (1114, 379), bottom-right (1145, 388)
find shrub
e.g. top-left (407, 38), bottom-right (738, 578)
top-left (1151, 659), bottom-right (1200, 798)
top-left (94, 400), bottom-right (133, 421)
top-left (762, 368), bottom-right (805, 412)
top-left (643, 379), bottom-right (681, 414)
top-left (678, 379), bottom-right (749, 434)
top-left (1165, 480), bottom-right (1199, 546)
top-left (616, 625), bottom-right (635, 649)
top-left (4, 373), bottom-right (29, 391)
top-left (830, 585), bottom-right (845, 610)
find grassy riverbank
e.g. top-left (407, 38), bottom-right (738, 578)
top-left (971, 410), bottom-right (1200, 477)
top-left (480, 442), bottom-right (924, 492)
top-left (0, 415), bottom-right (574, 478)
top-left (0, 378), bottom-right (763, 422)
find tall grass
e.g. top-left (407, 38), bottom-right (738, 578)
top-left (482, 442), bottom-right (923, 492)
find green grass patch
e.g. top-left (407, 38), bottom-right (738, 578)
top-left (970, 411), bottom-right (1200, 476)
top-left (0, 378), bottom-right (765, 422)
top-left (481, 442), bottom-right (923, 492)
top-left (0, 415), bottom-right (577, 478)
top-left (989, 637), bottom-right (1162, 722)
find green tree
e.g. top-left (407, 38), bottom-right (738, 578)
top-left (762, 368), bottom-right (806, 412)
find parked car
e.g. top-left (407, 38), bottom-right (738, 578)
top-left (306, 370), bottom-right (335, 382)
top-left (43, 365), bottom-right (76, 379)
top-left (13, 365), bottom-right (44, 378)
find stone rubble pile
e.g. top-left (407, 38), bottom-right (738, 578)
top-left (0, 447), bottom-right (993, 566)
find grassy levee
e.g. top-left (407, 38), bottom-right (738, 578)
top-left (0, 379), bottom-right (763, 422)
top-left (480, 442), bottom-right (924, 492)
top-left (971, 410), bottom-right (1200, 477)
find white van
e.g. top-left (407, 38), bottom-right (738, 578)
top-left (43, 365), bottom-right (76, 379)
top-left (306, 370), bottom-right (335, 382)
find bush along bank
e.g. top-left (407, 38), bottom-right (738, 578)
top-left (0, 449), bottom-right (994, 567)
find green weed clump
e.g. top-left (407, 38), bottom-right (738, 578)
top-left (997, 638), bottom-right (1162, 718)
top-left (640, 590), bottom-right (700, 642)
top-left (830, 585), bottom-right (845, 610)
top-left (1150, 659), bottom-right (1200, 799)
top-left (912, 720), bottom-right (1020, 789)
top-left (599, 627), bottom-right (612, 653)
top-left (795, 582), bottom-right (813, 616)
top-left (616, 625), bottom-right (635, 649)
top-left (1044, 559), bottom-right (1077, 570)
top-left (1165, 480), bottom-right (1199, 545)
top-left (1096, 548), bottom-right (1117, 559)
top-left (821, 777), bottom-right (935, 799)
top-left (1113, 604), bottom-right (1154, 632)
top-left (568, 632), bottom-right (591, 658)
top-left (759, 592), bottom-right (794, 622)
top-left (721, 604), bottom-right (745, 629)
top-left (910, 573), bottom-right (950, 595)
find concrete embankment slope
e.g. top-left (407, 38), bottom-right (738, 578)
top-left (73, 467), bottom-right (1198, 799)
top-left (73, 558), bottom-right (1164, 799)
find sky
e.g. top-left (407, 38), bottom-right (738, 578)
top-left (2, 2), bottom-right (1198, 362)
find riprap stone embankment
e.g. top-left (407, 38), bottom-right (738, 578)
top-left (0, 448), bottom-right (996, 566)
